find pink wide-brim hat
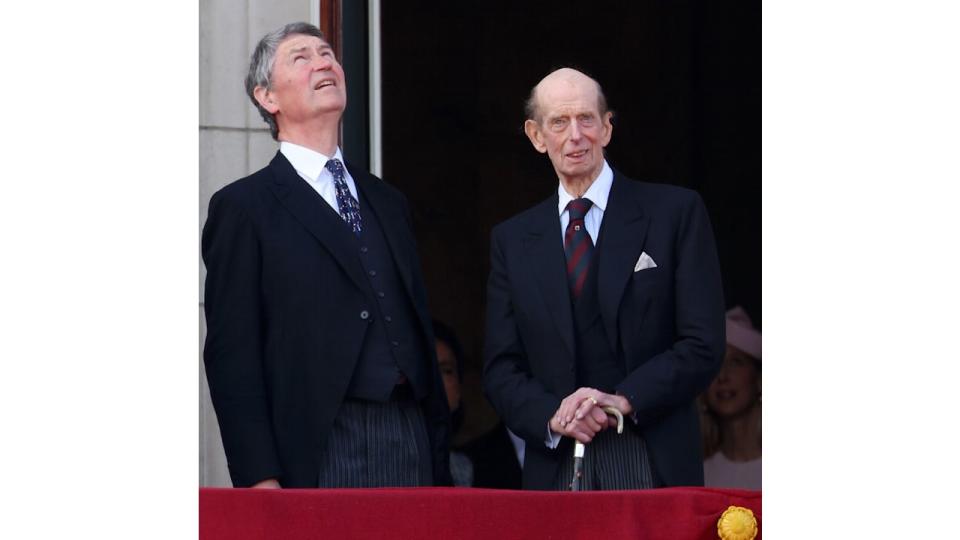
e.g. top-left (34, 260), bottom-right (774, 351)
top-left (726, 306), bottom-right (761, 360)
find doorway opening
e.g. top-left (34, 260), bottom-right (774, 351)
top-left (377, 0), bottom-right (760, 444)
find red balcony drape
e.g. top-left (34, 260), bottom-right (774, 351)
top-left (200, 486), bottom-right (761, 539)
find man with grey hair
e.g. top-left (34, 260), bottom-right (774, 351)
top-left (203, 22), bottom-right (452, 488)
top-left (483, 67), bottom-right (725, 490)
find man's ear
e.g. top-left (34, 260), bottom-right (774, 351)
top-left (524, 119), bottom-right (547, 153)
top-left (253, 85), bottom-right (279, 114)
top-left (600, 111), bottom-right (614, 148)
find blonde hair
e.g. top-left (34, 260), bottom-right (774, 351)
top-left (699, 395), bottom-right (723, 458)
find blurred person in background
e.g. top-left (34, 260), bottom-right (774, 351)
top-left (435, 320), bottom-right (524, 488)
top-left (700, 306), bottom-right (761, 490)
top-left (433, 320), bottom-right (473, 486)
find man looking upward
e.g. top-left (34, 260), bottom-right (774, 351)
top-left (203, 22), bottom-right (451, 488)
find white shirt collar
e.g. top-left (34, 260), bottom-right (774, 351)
top-left (557, 160), bottom-right (613, 215)
top-left (279, 141), bottom-right (345, 181)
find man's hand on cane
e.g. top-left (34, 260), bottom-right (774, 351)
top-left (551, 387), bottom-right (633, 443)
top-left (550, 405), bottom-right (608, 443)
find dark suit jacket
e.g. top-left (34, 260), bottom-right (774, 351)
top-left (461, 421), bottom-right (523, 489)
top-left (202, 152), bottom-right (452, 488)
top-left (482, 169), bottom-right (725, 490)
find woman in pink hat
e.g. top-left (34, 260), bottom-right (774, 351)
top-left (699, 306), bottom-right (762, 491)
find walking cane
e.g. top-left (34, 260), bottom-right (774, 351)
top-left (570, 405), bottom-right (624, 491)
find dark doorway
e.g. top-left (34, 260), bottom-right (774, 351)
top-left (381, 0), bottom-right (760, 443)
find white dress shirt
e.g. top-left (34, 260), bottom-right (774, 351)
top-left (279, 141), bottom-right (359, 213)
top-left (556, 159), bottom-right (614, 246)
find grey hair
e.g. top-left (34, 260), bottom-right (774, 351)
top-left (245, 22), bottom-right (326, 141)
top-left (523, 68), bottom-right (610, 123)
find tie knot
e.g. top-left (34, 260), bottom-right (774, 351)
top-left (567, 198), bottom-right (593, 221)
top-left (325, 158), bottom-right (345, 179)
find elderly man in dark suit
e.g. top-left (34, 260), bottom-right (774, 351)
top-left (483, 67), bottom-right (725, 490)
top-left (202, 22), bottom-right (451, 488)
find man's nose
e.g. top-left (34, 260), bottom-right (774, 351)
top-left (569, 121), bottom-right (582, 141)
top-left (312, 55), bottom-right (333, 70)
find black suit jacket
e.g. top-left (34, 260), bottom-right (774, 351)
top-left (461, 421), bottom-right (523, 489)
top-left (202, 152), bottom-right (452, 487)
top-left (483, 169), bottom-right (725, 489)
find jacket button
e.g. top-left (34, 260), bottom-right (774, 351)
top-left (360, 310), bottom-right (369, 320)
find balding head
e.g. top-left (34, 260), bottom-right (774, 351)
top-left (524, 68), bottom-right (609, 124)
top-left (522, 67), bottom-right (614, 192)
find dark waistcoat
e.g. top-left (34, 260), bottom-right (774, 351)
top-left (572, 246), bottom-right (625, 393)
top-left (332, 194), bottom-right (430, 401)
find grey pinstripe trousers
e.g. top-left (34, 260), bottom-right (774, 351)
top-left (316, 397), bottom-right (433, 488)
top-left (553, 425), bottom-right (656, 491)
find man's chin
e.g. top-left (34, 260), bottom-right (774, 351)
top-left (560, 162), bottom-right (597, 180)
top-left (312, 94), bottom-right (347, 111)
top-left (310, 102), bottom-right (347, 118)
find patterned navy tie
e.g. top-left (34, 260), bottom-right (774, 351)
top-left (564, 198), bottom-right (595, 299)
top-left (325, 158), bottom-right (362, 235)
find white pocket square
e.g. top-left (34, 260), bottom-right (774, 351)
top-left (634, 252), bottom-right (657, 272)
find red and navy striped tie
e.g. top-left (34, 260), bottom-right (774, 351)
top-left (564, 198), bottom-right (594, 299)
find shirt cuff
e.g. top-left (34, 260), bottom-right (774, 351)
top-left (545, 426), bottom-right (562, 449)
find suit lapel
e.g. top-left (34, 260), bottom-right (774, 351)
top-left (264, 152), bottom-right (367, 292)
top-left (525, 196), bottom-right (576, 359)
top-left (597, 172), bottom-right (649, 353)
